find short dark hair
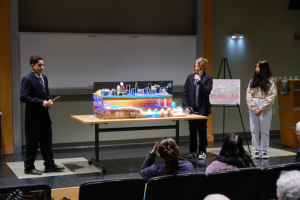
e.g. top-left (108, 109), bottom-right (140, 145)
top-left (29, 55), bottom-right (44, 65)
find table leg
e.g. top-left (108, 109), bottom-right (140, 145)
top-left (95, 124), bottom-right (99, 163)
top-left (175, 120), bottom-right (186, 160)
top-left (176, 120), bottom-right (179, 146)
top-left (89, 124), bottom-right (106, 173)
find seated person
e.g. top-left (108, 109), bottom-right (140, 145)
top-left (294, 121), bottom-right (300, 163)
top-left (205, 133), bottom-right (255, 175)
top-left (140, 137), bottom-right (194, 182)
top-left (276, 170), bottom-right (300, 200)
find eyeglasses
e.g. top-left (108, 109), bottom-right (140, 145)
top-left (295, 130), bottom-right (300, 134)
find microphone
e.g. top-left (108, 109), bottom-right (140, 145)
top-left (194, 71), bottom-right (199, 84)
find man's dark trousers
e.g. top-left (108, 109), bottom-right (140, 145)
top-left (24, 121), bottom-right (54, 170)
top-left (188, 107), bottom-right (208, 154)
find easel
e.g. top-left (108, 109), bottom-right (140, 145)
top-left (212, 57), bottom-right (251, 156)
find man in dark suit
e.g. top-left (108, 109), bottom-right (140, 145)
top-left (182, 57), bottom-right (213, 160)
top-left (20, 55), bottom-right (65, 175)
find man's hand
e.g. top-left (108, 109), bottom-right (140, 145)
top-left (47, 99), bottom-right (53, 108)
top-left (185, 108), bottom-right (190, 112)
top-left (194, 74), bottom-right (200, 82)
top-left (150, 142), bottom-right (158, 155)
top-left (254, 109), bottom-right (262, 116)
top-left (43, 100), bottom-right (49, 108)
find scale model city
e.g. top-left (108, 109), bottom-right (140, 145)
top-left (93, 81), bottom-right (187, 119)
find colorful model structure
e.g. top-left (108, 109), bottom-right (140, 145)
top-left (93, 81), bottom-right (186, 119)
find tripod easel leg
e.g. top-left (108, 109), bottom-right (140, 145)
top-left (237, 104), bottom-right (252, 157)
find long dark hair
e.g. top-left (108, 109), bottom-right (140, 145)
top-left (250, 60), bottom-right (273, 94)
top-left (215, 134), bottom-right (255, 168)
top-left (157, 137), bottom-right (179, 175)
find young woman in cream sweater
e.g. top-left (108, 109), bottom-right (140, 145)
top-left (246, 60), bottom-right (276, 159)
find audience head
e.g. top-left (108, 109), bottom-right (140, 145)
top-left (220, 133), bottom-right (245, 158)
top-left (217, 133), bottom-right (254, 168)
top-left (276, 170), bottom-right (300, 200)
top-left (157, 137), bottom-right (179, 175)
top-left (296, 121), bottom-right (300, 133)
top-left (296, 121), bottom-right (300, 141)
top-left (203, 194), bottom-right (230, 200)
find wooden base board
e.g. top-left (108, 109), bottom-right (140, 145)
top-left (1, 147), bottom-right (14, 154)
top-left (51, 187), bottom-right (79, 200)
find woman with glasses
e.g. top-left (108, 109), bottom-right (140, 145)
top-left (246, 60), bottom-right (276, 159)
top-left (294, 121), bottom-right (300, 163)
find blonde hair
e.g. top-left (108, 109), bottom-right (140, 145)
top-left (194, 57), bottom-right (208, 74)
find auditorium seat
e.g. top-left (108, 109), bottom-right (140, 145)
top-left (0, 184), bottom-right (52, 200)
top-left (258, 162), bottom-right (300, 200)
top-left (145, 173), bottom-right (206, 200)
top-left (78, 178), bottom-right (145, 200)
top-left (206, 168), bottom-right (262, 200)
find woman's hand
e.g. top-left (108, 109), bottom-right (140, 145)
top-left (194, 74), bottom-right (200, 82)
top-left (151, 141), bottom-right (158, 155)
top-left (254, 109), bottom-right (262, 116)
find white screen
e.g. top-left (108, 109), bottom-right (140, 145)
top-left (20, 33), bottom-right (196, 89)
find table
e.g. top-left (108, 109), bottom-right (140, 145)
top-left (71, 114), bottom-right (208, 173)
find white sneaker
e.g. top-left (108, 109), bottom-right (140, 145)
top-left (252, 152), bottom-right (261, 159)
top-left (198, 152), bottom-right (206, 160)
top-left (262, 153), bottom-right (269, 159)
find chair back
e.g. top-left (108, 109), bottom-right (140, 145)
top-left (145, 173), bottom-right (207, 200)
top-left (206, 168), bottom-right (262, 200)
top-left (0, 184), bottom-right (51, 200)
top-left (79, 178), bottom-right (145, 200)
top-left (258, 162), bottom-right (300, 200)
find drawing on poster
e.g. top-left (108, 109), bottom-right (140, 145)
top-left (210, 79), bottom-right (240, 105)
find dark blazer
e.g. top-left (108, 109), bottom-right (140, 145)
top-left (20, 72), bottom-right (52, 125)
top-left (182, 72), bottom-right (213, 116)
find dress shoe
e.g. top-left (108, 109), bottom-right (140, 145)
top-left (45, 164), bottom-right (65, 172)
top-left (24, 168), bottom-right (42, 175)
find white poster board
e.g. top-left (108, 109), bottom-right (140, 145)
top-left (210, 79), bottom-right (240, 105)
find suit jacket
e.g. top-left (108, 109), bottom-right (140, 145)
top-left (20, 72), bottom-right (52, 125)
top-left (182, 72), bottom-right (213, 116)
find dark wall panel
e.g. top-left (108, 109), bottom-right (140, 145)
top-left (19, 0), bottom-right (195, 34)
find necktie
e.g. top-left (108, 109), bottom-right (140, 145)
top-left (39, 77), bottom-right (45, 93)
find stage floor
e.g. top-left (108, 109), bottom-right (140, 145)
top-left (0, 135), bottom-right (298, 189)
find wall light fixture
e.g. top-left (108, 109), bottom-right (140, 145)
top-left (230, 33), bottom-right (243, 40)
